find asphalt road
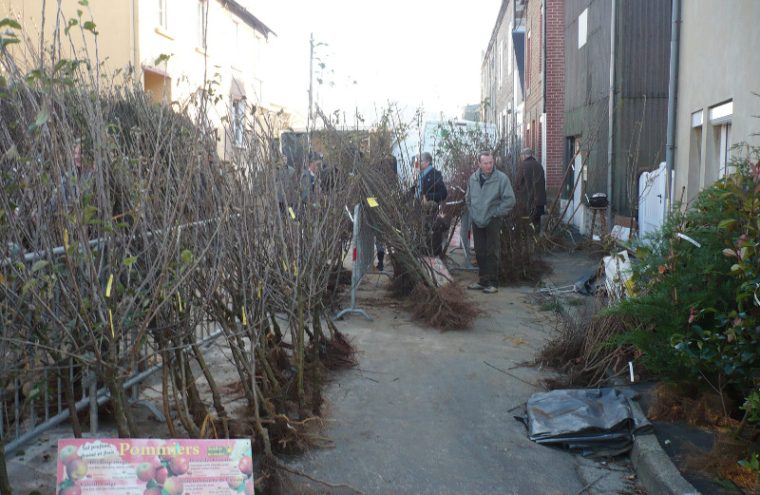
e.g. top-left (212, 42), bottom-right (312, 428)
top-left (284, 252), bottom-right (608, 495)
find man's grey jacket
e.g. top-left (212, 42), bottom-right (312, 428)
top-left (465, 169), bottom-right (516, 228)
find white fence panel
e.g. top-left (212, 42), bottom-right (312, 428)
top-left (638, 162), bottom-right (672, 239)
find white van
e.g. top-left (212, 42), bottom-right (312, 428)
top-left (392, 119), bottom-right (497, 184)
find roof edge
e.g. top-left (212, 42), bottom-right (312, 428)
top-left (217, 0), bottom-right (276, 38)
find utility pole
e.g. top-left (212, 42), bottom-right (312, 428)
top-left (307, 32), bottom-right (314, 153)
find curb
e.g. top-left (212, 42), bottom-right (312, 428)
top-left (631, 433), bottom-right (700, 495)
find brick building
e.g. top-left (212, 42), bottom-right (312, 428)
top-left (481, 0), bottom-right (526, 166)
top-left (523, 0), bottom-right (565, 195)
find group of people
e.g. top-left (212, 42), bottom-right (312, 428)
top-left (284, 146), bottom-right (546, 295)
top-left (403, 147), bottom-right (546, 294)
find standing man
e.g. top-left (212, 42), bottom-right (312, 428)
top-left (301, 152), bottom-right (322, 205)
top-left (412, 152), bottom-right (447, 203)
top-left (374, 154), bottom-right (398, 271)
top-left (465, 151), bottom-right (515, 293)
top-left (412, 152), bottom-right (448, 256)
top-left (516, 147), bottom-right (546, 231)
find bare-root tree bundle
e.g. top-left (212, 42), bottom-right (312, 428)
top-left (537, 296), bottom-right (636, 388)
top-left (187, 109), bottom-right (364, 458)
top-left (0, 38), bottom-right (229, 443)
top-left (0, 21), bottom-right (364, 491)
top-left (432, 121), bottom-right (494, 256)
top-left (498, 188), bottom-right (550, 284)
top-left (428, 122), bottom-right (549, 285)
top-left (347, 112), bottom-right (479, 331)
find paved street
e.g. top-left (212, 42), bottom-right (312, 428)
top-left (284, 252), bottom-right (639, 494)
top-left (6, 251), bottom-right (641, 495)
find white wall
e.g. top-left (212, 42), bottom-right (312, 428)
top-left (137, 0), bottom-right (269, 158)
top-left (674, 0), bottom-right (760, 204)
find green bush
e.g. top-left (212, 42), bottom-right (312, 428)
top-left (612, 150), bottom-right (760, 399)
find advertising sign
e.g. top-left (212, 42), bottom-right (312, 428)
top-left (56, 438), bottom-right (253, 495)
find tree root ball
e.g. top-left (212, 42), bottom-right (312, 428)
top-left (410, 284), bottom-right (479, 330)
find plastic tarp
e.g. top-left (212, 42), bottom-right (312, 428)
top-left (520, 388), bottom-right (652, 457)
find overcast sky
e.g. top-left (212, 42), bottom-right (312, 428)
top-left (253, 1), bottom-right (502, 126)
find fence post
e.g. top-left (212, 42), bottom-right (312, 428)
top-left (336, 203), bottom-right (374, 320)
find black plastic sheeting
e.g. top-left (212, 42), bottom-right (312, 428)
top-left (518, 388), bottom-right (653, 457)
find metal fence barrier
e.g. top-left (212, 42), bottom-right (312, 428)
top-left (0, 230), bottom-right (223, 456)
top-left (336, 203), bottom-right (375, 321)
top-left (447, 206), bottom-right (477, 272)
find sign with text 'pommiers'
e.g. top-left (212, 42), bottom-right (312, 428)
top-left (56, 438), bottom-right (253, 495)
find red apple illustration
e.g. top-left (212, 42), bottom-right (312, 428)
top-left (244, 479), bottom-right (254, 495)
top-left (135, 462), bottom-right (156, 482)
top-left (169, 456), bottom-right (189, 475)
top-left (162, 477), bottom-right (184, 495)
top-left (238, 455), bottom-right (253, 476)
top-left (154, 466), bottom-right (168, 484)
top-left (227, 475), bottom-right (245, 490)
top-left (58, 445), bottom-right (79, 465)
top-left (66, 458), bottom-right (88, 481)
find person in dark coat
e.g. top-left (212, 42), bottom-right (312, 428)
top-left (412, 152), bottom-right (447, 203)
top-left (300, 151), bottom-right (323, 204)
top-left (373, 155), bottom-right (398, 271)
top-left (411, 152), bottom-right (448, 256)
top-left (516, 147), bottom-right (547, 231)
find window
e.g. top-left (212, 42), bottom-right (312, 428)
top-left (233, 21), bottom-right (239, 52)
top-left (538, 5), bottom-right (543, 72)
top-left (709, 100), bottom-right (733, 178)
top-left (158, 0), bottom-right (168, 30)
top-left (688, 110), bottom-right (703, 197)
top-left (563, 136), bottom-right (576, 199)
top-left (526, 29), bottom-right (531, 91)
top-left (526, 120), bottom-right (531, 149)
top-left (501, 110), bottom-right (507, 143)
top-left (578, 8), bottom-right (588, 49)
top-left (232, 99), bottom-right (245, 147)
top-left (715, 123), bottom-right (733, 178)
top-left (508, 22), bottom-right (513, 75)
top-left (498, 41), bottom-right (504, 88)
top-left (197, 0), bottom-right (208, 49)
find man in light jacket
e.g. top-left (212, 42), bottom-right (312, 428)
top-left (465, 151), bottom-right (516, 293)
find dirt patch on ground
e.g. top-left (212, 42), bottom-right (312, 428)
top-left (644, 384), bottom-right (760, 493)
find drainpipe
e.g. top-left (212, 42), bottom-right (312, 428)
top-left (542, 0), bottom-right (546, 114)
top-left (606, 0), bottom-right (616, 232)
top-left (131, 0), bottom-right (139, 70)
top-left (664, 0), bottom-right (680, 221)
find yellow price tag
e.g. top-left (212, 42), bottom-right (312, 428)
top-left (293, 261), bottom-right (298, 276)
top-left (105, 274), bottom-right (114, 298)
top-left (367, 197), bottom-right (379, 208)
top-left (288, 207), bottom-right (296, 219)
top-left (241, 306), bottom-right (248, 326)
top-left (63, 228), bottom-right (69, 251)
top-left (108, 309), bottom-right (115, 338)
top-left (257, 282), bottom-right (263, 299)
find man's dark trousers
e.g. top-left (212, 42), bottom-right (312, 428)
top-left (473, 218), bottom-right (501, 286)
